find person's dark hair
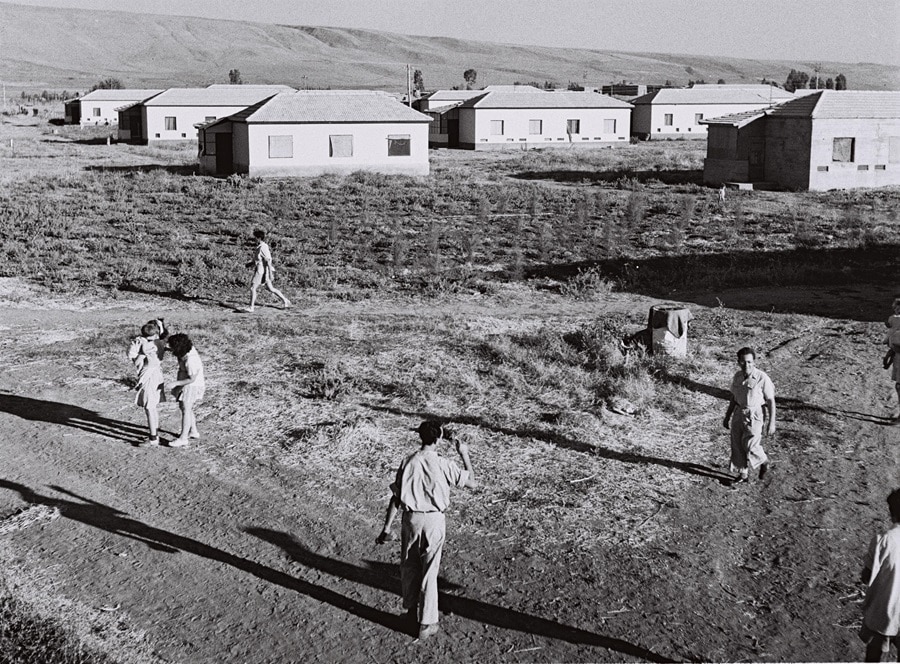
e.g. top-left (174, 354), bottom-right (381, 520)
top-left (416, 420), bottom-right (444, 444)
top-left (736, 346), bottom-right (756, 361)
top-left (253, 229), bottom-right (266, 241)
top-left (167, 333), bottom-right (194, 358)
top-left (141, 320), bottom-right (160, 337)
top-left (888, 489), bottom-right (900, 522)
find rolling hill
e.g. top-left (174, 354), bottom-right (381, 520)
top-left (1, 1), bottom-right (897, 95)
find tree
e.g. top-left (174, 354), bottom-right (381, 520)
top-left (835, 73), bottom-right (847, 90)
top-left (228, 69), bottom-right (243, 85)
top-left (717, 78), bottom-right (726, 84)
top-left (463, 69), bottom-right (477, 90)
top-left (784, 69), bottom-right (810, 92)
top-left (825, 78), bottom-right (834, 89)
top-left (90, 78), bottom-right (123, 91)
top-left (413, 69), bottom-right (424, 93)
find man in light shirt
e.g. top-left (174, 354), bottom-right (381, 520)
top-left (723, 347), bottom-right (776, 484)
top-left (860, 489), bottom-right (900, 661)
top-left (376, 420), bottom-right (477, 640)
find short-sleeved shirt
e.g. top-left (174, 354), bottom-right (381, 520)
top-left (177, 348), bottom-right (205, 388)
top-left (255, 241), bottom-right (273, 270)
top-left (730, 368), bottom-right (775, 409)
top-left (390, 448), bottom-right (469, 513)
top-left (863, 524), bottom-right (900, 636)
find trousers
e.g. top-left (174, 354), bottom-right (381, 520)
top-left (400, 510), bottom-right (446, 626)
top-left (730, 406), bottom-right (768, 472)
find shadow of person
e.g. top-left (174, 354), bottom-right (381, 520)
top-left (776, 397), bottom-right (897, 426)
top-left (0, 480), bottom-right (407, 635)
top-left (363, 402), bottom-right (735, 486)
top-left (247, 528), bottom-right (682, 662)
top-left (0, 391), bottom-right (153, 445)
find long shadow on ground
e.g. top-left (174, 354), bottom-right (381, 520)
top-left (0, 392), bottom-right (157, 445)
top-left (0, 481), bottom-right (408, 636)
top-left (512, 168), bottom-right (704, 187)
top-left (249, 528), bottom-right (682, 662)
top-left (364, 403), bottom-right (735, 485)
top-left (85, 164), bottom-right (199, 175)
top-left (532, 244), bottom-right (899, 322)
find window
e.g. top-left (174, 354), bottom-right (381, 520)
top-left (268, 135), bottom-right (292, 159)
top-left (329, 134), bottom-right (353, 157)
top-left (387, 134), bottom-right (411, 156)
top-left (205, 116), bottom-right (216, 123)
top-left (890, 137), bottom-right (900, 163)
top-left (567, 119), bottom-right (580, 134)
top-left (529, 119), bottom-right (542, 135)
top-left (695, 113), bottom-right (704, 124)
top-left (603, 119), bottom-right (616, 133)
top-left (93, 107), bottom-right (101, 117)
top-left (832, 137), bottom-right (854, 162)
top-left (490, 120), bottom-right (504, 135)
top-left (165, 116), bottom-right (177, 131)
top-left (664, 114), bottom-right (673, 126)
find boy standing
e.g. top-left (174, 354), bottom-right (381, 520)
top-left (723, 347), bottom-right (776, 484)
top-left (376, 421), bottom-right (477, 640)
top-left (248, 229), bottom-right (291, 312)
top-left (860, 489), bottom-right (900, 662)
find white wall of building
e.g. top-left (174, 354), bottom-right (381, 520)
top-left (634, 103), bottom-right (776, 139)
top-left (77, 100), bottom-right (128, 126)
top-left (458, 107), bottom-right (630, 149)
top-left (144, 106), bottom-right (253, 142)
top-left (808, 117), bottom-right (900, 190)
top-left (236, 122), bottom-right (429, 176)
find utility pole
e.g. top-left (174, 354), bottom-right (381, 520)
top-left (406, 64), bottom-right (412, 107)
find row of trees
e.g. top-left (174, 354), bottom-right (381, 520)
top-left (784, 69), bottom-right (846, 92)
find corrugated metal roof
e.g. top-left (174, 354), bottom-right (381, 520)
top-left (699, 109), bottom-right (768, 127)
top-left (482, 85), bottom-right (545, 92)
top-left (145, 86), bottom-right (293, 107)
top-left (205, 84), bottom-right (295, 90)
top-left (632, 85), bottom-right (795, 105)
top-left (424, 90), bottom-right (485, 102)
top-left (224, 90), bottom-right (431, 123)
top-left (78, 89), bottom-right (163, 102)
top-left (766, 90), bottom-right (900, 119)
top-left (459, 91), bottom-right (632, 109)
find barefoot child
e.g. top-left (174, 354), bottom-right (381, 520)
top-left (247, 229), bottom-right (291, 312)
top-left (885, 297), bottom-right (900, 421)
top-left (166, 333), bottom-right (205, 448)
top-left (127, 318), bottom-right (168, 446)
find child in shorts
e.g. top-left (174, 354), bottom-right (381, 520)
top-left (127, 318), bottom-right (168, 446)
top-left (884, 296), bottom-right (900, 421)
top-left (166, 333), bottom-right (205, 448)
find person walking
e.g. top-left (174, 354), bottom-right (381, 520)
top-left (859, 488), bottom-right (900, 662)
top-left (723, 346), bottom-right (776, 484)
top-left (376, 421), bottom-right (477, 640)
top-left (247, 229), bottom-right (290, 312)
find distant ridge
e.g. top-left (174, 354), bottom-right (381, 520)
top-left (1, 1), bottom-right (897, 94)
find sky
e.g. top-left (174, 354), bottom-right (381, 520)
top-left (7, 0), bottom-right (900, 66)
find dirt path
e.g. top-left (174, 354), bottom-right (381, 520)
top-left (0, 282), bottom-right (896, 662)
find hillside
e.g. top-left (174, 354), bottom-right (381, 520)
top-left (1, 1), bottom-right (897, 95)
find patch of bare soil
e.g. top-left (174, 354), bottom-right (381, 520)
top-left (0, 279), bottom-right (896, 663)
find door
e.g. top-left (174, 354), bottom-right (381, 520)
top-left (216, 133), bottom-right (233, 174)
top-left (447, 119), bottom-right (459, 148)
top-left (748, 138), bottom-right (765, 181)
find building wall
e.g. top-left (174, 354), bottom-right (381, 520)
top-left (634, 102), bottom-right (775, 139)
top-left (807, 118), bottom-right (900, 191)
top-left (144, 105), bottom-right (252, 142)
top-left (457, 107), bottom-right (630, 149)
top-left (228, 122), bottom-right (431, 177)
top-left (703, 119), bottom-right (767, 185)
top-left (763, 117), bottom-right (812, 190)
top-left (75, 100), bottom-right (131, 126)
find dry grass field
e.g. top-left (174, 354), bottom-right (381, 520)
top-left (1, 114), bottom-right (899, 663)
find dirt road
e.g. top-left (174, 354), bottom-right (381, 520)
top-left (0, 280), bottom-right (896, 663)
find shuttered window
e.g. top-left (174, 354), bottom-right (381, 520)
top-left (567, 119), bottom-right (580, 134)
top-left (387, 134), bottom-right (411, 156)
top-left (529, 119), bottom-right (542, 135)
top-left (832, 137), bottom-right (854, 162)
top-left (490, 120), bottom-right (504, 135)
top-left (329, 135), bottom-right (353, 157)
top-left (268, 135), bottom-right (292, 159)
top-left (165, 116), bottom-right (177, 130)
top-left (604, 119), bottom-right (616, 133)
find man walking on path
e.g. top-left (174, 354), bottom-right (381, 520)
top-left (723, 347), bottom-right (776, 484)
top-left (859, 488), bottom-right (900, 662)
top-left (247, 229), bottom-right (291, 312)
top-left (376, 421), bottom-right (477, 640)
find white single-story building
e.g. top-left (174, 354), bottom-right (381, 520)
top-left (702, 90), bottom-right (900, 191)
top-left (197, 90), bottom-right (431, 177)
top-left (631, 84), bottom-right (795, 140)
top-left (64, 89), bottom-right (162, 126)
top-left (454, 90), bottom-right (632, 149)
top-left (117, 85), bottom-right (295, 144)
